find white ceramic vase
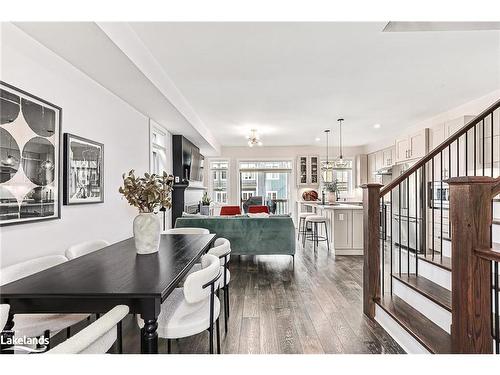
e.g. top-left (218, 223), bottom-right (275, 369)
top-left (133, 212), bottom-right (161, 255)
top-left (327, 192), bottom-right (336, 204)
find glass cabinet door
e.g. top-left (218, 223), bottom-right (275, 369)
top-left (310, 156), bottom-right (318, 184)
top-left (299, 156), bottom-right (307, 184)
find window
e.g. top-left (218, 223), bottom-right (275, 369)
top-left (209, 160), bottom-right (229, 204)
top-left (322, 159), bottom-right (354, 198)
top-left (239, 160), bottom-right (292, 214)
top-left (266, 191), bottom-right (277, 200)
top-left (241, 191), bottom-right (255, 201)
top-left (150, 123), bottom-right (168, 175)
top-left (266, 172), bottom-right (279, 180)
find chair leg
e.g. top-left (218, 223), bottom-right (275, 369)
top-left (297, 218), bottom-right (301, 240)
top-left (117, 321), bottom-right (123, 354)
top-left (66, 327), bottom-right (71, 338)
top-left (313, 222), bottom-right (318, 252)
top-left (209, 321), bottom-right (214, 354)
top-left (167, 339), bottom-right (172, 354)
top-left (216, 318), bottom-right (221, 354)
top-left (324, 222), bottom-right (331, 254)
top-left (44, 330), bottom-right (51, 351)
top-left (302, 221), bottom-right (307, 247)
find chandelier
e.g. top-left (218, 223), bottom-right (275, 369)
top-left (247, 129), bottom-right (263, 147)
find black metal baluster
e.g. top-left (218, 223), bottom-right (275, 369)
top-left (448, 144), bottom-right (452, 237)
top-left (495, 261), bottom-right (499, 353)
top-left (465, 130), bottom-right (468, 176)
top-left (415, 170), bottom-right (418, 275)
top-left (474, 124), bottom-right (477, 176)
top-left (423, 164), bottom-right (427, 257)
top-left (432, 158), bottom-right (435, 260)
top-left (483, 119), bottom-right (486, 176)
top-left (399, 183), bottom-right (402, 277)
top-left (440, 150), bottom-right (443, 262)
top-left (390, 190), bottom-right (393, 296)
top-left (407, 177), bottom-right (410, 273)
top-left (381, 196), bottom-right (385, 295)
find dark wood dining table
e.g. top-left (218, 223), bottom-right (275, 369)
top-left (0, 233), bottom-right (216, 354)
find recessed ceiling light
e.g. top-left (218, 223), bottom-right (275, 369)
top-left (373, 123), bottom-right (381, 129)
top-left (315, 137), bottom-right (321, 142)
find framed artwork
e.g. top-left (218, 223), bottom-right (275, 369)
top-left (63, 133), bottom-right (104, 205)
top-left (0, 81), bottom-right (62, 226)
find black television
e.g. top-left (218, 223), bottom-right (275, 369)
top-left (173, 135), bottom-right (204, 183)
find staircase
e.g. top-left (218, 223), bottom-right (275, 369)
top-left (362, 99), bottom-right (500, 354)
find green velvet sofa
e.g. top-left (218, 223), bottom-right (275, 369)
top-left (175, 216), bottom-right (295, 258)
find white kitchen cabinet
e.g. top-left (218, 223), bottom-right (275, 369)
top-left (383, 147), bottom-right (395, 167)
top-left (375, 150), bottom-right (384, 171)
top-left (355, 154), bottom-right (368, 187)
top-left (395, 129), bottom-right (429, 163)
top-left (367, 153), bottom-right (377, 183)
top-left (334, 211), bottom-right (352, 249)
top-left (352, 210), bottom-right (364, 249)
top-left (296, 155), bottom-right (319, 186)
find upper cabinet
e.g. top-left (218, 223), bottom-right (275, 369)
top-left (297, 155), bottom-right (319, 186)
top-left (394, 128), bottom-right (429, 163)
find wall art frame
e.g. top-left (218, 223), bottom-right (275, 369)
top-left (0, 81), bottom-right (62, 226)
top-left (63, 133), bottom-right (104, 205)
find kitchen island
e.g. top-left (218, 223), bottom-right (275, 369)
top-left (297, 201), bottom-right (364, 255)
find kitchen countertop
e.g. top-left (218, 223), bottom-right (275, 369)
top-left (299, 201), bottom-right (363, 210)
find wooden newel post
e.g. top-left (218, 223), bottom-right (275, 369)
top-left (362, 183), bottom-right (383, 319)
top-left (448, 176), bottom-right (493, 354)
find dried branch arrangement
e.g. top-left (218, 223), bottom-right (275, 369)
top-left (119, 170), bottom-right (174, 213)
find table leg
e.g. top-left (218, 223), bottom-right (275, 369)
top-left (141, 316), bottom-right (158, 354)
top-left (1, 313), bottom-right (14, 354)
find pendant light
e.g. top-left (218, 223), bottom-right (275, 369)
top-left (321, 129), bottom-right (334, 183)
top-left (334, 118), bottom-right (349, 169)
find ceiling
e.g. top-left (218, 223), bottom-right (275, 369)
top-left (15, 22), bottom-right (500, 149)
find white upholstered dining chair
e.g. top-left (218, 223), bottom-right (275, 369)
top-left (1, 255), bottom-right (90, 346)
top-left (47, 305), bottom-right (129, 354)
top-left (187, 238), bottom-right (231, 333)
top-left (137, 253), bottom-right (222, 354)
top-left (65, 239), bottom-right (110, 260)
top-left (165, 227), bottom-right (210, 235)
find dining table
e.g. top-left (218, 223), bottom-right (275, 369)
top-left (0, 233), bottom-right (216, 354)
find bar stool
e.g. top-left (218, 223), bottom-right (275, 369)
top-left (305, 215), bottom-right (331, 253)
top-left (297, 212), bottom-right (314, 244)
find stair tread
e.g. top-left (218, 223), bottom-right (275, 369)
top-left (392, 273), bottom-right (451, 311)
top-left (377, 295), bottom-right (452, 354)
top-left (419, 253), bottom-right (452, 271)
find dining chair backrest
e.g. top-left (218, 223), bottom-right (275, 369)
top-left (0, 304), bottom-right (9, 330)
top-left (219, 206), bottom-right (241, 216)
top-left (166, 228), bottom-right (210, 235)
top-left (47, 305), bottom-right (129, 354)
top-left (248, 205), bottom-right (270, 214)
top-left (183, 254), bottom-right (220, 304)
top-left (209, 238), bottom-right (231, 265)
top-left (65, 240), bottom-right (110, 260)
top-left (1, 255), bottom-right (68, 286)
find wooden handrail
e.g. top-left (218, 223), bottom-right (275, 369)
top-left (475, 247), bottom-right (500, 263)
top-left (380, 99), bottom-right (500, 197)
top-left (491, 177), bottom-right (500, 197)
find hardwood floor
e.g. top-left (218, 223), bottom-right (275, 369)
top-left (53, 239), bottom-right (404, 354)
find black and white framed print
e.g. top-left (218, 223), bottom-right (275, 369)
top-left (63, 133), bottom-right (104, 205)
top-left (0, 81), bottom-right (62, 226)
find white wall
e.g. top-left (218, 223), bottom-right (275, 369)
top-left (363, 90), bottom-right (500, 154)
top-left (0, 24), bottom-right (151, 266)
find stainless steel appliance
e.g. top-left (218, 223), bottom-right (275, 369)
top-left (428, 181), bottom-right (449, 210)
top-left (392, 163), bottom-right (424, 254)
